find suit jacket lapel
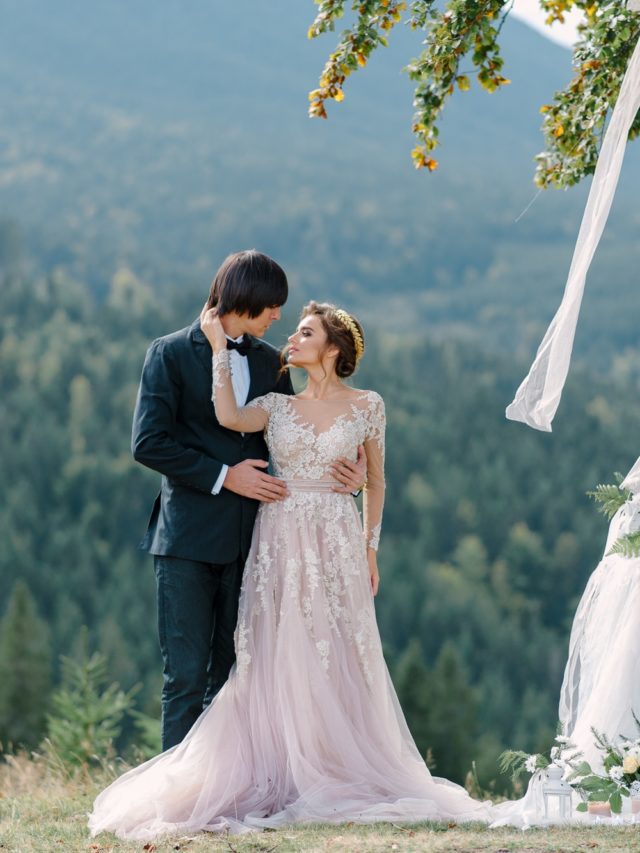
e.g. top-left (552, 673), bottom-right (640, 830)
top-left (190, 318), bottom-right (215, 380)
top-left (246, 338), bottom-right (267, 402)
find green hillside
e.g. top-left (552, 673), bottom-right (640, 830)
top-left (1, 3), bottom-right (639, 788)
top-left (1, 251), bottom-right (638, 784)
top-left (0, 1), bottom-right (638, 371)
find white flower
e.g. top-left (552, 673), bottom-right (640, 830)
top-left (630, 780), bottom-right (640, 797)
top-left (525, 755), bottom-right (539, 773)
top-left (609, 765), bottom-right (625, 782)
top-left (555, 735), bottom-right (570, 744)
top-left (550, 746), bottom-right (560, 761)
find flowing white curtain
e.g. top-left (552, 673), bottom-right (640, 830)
top-left (506, 33), bottom-right (640, 431)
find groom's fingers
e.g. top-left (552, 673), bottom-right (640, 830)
top-left (257, 479), bottom-right (288, 501)
top-left (329, 457), bottom-right (364, 491)
top-left (257, 472), bottom-right (288, 501)
top-left (224, 460), bottom-right (287, 500)
top-left (329, 457), bottom-right (356, 479)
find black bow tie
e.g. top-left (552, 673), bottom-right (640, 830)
top-left (226, 336), bottom-right (251, 356)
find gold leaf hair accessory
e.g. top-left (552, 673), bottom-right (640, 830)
top-left (334, 308), bottom-right (364, 362)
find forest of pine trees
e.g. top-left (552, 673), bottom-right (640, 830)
top-left (1, 223), bottom-right (638, 790)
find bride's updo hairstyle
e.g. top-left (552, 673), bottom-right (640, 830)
top-left (292, 301), bottom-right (365, 378)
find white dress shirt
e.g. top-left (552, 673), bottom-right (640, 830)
top-left (211, 336), bottom-right (251, 495)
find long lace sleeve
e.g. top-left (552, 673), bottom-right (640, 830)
top-left (362, 393), bottom-right (385, 551)
top-left (211, 351), bottom-right (269, 433)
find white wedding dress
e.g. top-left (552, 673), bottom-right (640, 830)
top-left (89, 365), bottom-right (491, 840)
top-left (492, 458), bottom-right (640, 827)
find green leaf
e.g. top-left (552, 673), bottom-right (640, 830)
top-left (607, 530), bottom-right (640, 559)
top-left (610, 790), bottom-right (623, 813)
top-left (586, 481), bottom-right (630, 520)
top-left (567, 760), bottom-right (593, 780)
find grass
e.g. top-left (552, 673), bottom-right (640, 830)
top-left (2, 755), bottom-right (640, 853)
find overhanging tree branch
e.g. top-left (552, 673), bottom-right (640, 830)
top-left (307, 0), bottom-right (640, 187)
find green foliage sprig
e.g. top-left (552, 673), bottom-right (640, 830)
top-left (608, 529), bottom-right (640, 558)
top-left (307, 0), bottom-right (640, 185)
top-left (536, 3), bottom-right (640, 188)
top-left (587, 473), bottom-right (630, 520)
top-left (308, 1), bottom-right (408, 120)
top-left (587, 473), bottom-right (640, 558)
top-left (498, 733), bottom-right (581, 784)
top-left (498, 748), bottom-right (549, 782)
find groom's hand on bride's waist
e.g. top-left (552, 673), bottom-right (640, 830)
top-left (329, 445), bottom-right (367, 495)
top-left (223, 459), bottom-right (289, 502)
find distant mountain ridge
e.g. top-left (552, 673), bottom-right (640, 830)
top-left (1, 0), bottom-right (639, 369)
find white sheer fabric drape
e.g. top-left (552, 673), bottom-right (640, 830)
top-left (493, 452), bottom-right (640, 827)
top-left (506, 33), bottom-right (640, 431)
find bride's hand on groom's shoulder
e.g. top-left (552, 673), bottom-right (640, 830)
top-left (200, 305), bottom-right (227, 352)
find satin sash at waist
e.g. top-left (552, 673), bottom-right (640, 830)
top-left (284, 479), bottom-right (338, 493)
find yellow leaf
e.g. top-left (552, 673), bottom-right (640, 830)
top-left (554, 125), bottom-right (564, 137)
top-left (426, 157), bottom-right (438, 171)
top-left (456, 75), bottom-right (470, 91)
top-left (307, 26), bottom-right (316, 39)
top-left (539, 104), bottom-right (552, 114)
top-left (333, 89), bottom-right (345, 102)
top-left (357, 53), bottom-right (367, 67)
top-left (411, 146), bottom-right (427, 168)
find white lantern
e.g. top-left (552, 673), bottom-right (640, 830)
top-left (542, 764), bottom-right (573, 822)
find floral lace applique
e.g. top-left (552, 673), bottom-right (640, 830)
top-left (235, 622), bottom-right (251, 681)
top-left (232, 390), bottom-right (386, 689)
top-left (316, 640), bottom-right (330, 673)
top-left (211, 350), bottom-right (231, 391)
top-left (367, 522), bottom-right (382, 551)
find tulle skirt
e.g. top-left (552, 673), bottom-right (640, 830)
top-left (89, 483), bottom-right (491, 840)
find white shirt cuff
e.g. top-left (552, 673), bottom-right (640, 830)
top-left (211, 465), bottom-right (229, 495)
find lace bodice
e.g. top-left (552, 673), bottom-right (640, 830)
top-left (246, 392), bottom-right (381, 476)
top-left (211, 350), bottom-right (385, 550)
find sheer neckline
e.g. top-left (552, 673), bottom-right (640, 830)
top-left (283, 393), bottom-right (372, 440)
top-left (292, 390), bottom-right (369, 403)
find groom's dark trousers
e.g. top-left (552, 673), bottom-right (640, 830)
top-left (132, 318), bottom-right (293, 750)
top-left (153, 554), bottom-right (244, 747)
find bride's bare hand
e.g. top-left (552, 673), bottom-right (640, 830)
top-left (200, 305), bottom-right (227, 353)
top-left (368, 550), bottom-right (379, 596)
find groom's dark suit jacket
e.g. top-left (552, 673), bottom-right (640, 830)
top-left (132, 318), bottom-right (294, 565)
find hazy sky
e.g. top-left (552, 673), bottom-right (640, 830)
top-left (512, 0), bottom-right (583, 47)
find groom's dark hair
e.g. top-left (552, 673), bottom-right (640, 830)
top-left (206, 250), bottom-right (288, 318)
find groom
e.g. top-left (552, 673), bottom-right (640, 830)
top-left (132, 250), bottom-right (366, 750)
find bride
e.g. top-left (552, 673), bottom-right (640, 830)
top-left (89, 301), bottom-right (491, 840)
